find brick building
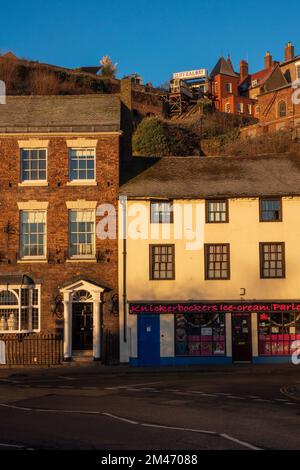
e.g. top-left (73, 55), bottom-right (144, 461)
top-left (210, 56), bottom-right (255, 117)
top-left (241, 42), bottom-right (300, 136)
top-left (0, 95), bottom-right (121, 365)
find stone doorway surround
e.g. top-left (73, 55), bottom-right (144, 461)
top-left (60, 278), bottom-right (106, 361)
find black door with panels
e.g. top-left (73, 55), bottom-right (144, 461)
top-left (232, 313), bottom-right (252, 362)
top-left (72, 303), bottom-right (93, 350)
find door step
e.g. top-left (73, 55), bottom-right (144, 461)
top-left (72, 351), bottom-right (93, 362)
top-left (233, 361), bottom-right (252, 364)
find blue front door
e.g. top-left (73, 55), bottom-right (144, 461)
top-left (138, 315), bottom-right (160, 366)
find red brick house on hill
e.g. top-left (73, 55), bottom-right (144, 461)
top-left (210, 56), bottom-right (255, 117)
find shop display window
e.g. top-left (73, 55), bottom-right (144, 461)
top-left (258, 312), bottom-right (300, 356)
top-left (175, 312), bottom-right (226, 357)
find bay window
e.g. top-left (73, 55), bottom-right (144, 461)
top-left (0, 287), bottom-right (40, 333)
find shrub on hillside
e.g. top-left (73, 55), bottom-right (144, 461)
top-left (166, 124), bottom-right (200, 156)
top-left (133, 117), bottom-right (200, 156)
top-left (201, 112), bottom-right (253, 139)
top-left (222, 130), bottom-right (293, 156)
top-left (132, 118), bottom-right (171, 156)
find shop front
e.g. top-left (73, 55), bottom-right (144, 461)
top-left (127, 301), bottom-right (300, 366)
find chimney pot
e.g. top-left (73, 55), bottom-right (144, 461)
top-left (239, 60), bottom-right (249, 82)
top-left (264, 51), bottom-right (273, 69)
top-left (284, 42), bottom-right (295, 62)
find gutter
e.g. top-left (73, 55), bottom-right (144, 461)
top-left (119, 196), bottom-right (127, 343)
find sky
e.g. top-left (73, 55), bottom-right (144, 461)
top-left (1, 0), bottom-right (300, 86)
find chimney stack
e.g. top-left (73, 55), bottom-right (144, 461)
top-left (284, 42), bottom-right (295, 62)
top-left (239, 60), bottom-right (249, 82)
top-left (264, 51), bottom-right (273, 69)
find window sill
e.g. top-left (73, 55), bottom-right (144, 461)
top-left (259, 220), bottom-right (283, 223)
top-left (18, 181), bottom-right (49, 187)
top-left (66, 258), bottom-right (97, 263)
top-left (0, 330), bottom-right (40, 334)
top-left (17, 259), bottom-right (48, 264)
top-left (66, 181), bottom-right (98, 186)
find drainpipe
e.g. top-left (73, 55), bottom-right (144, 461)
top-left (120, 196), bottom-right (127, 343)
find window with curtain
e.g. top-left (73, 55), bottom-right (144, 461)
top-left (20, 211), bottom-right (46, 258)
top-left (69, 210), bottom-right (95, 258)
top-left (150, 201), bottom-right (173, 224)
top-left (206, 200), bottom-right (228, 223)
top-left (260, 198), bottom-right (282, 222)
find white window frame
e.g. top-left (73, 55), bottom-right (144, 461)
top-left (20, 210), bottom-right (47, 261)
top-left (226, 82), bottom-right (232, 94)
top-left (0, 286), bottom-right (41, 334)
top-left (225, 103), bottom-right (231, 113)
top-left (68, 209), bottom-right (96, 260)
top-left (295, 62), bottom-right (300, 80)
top-left (252, 79), bottom-right (258, 87)
top-left (150, 201), bottom-right (174, 224)
top-left (237, 102), bottom-right (244, 114)
top-left (68, 148), bottom-right (96, 185)
top-left (20, 148), bottom-right (48, 184)
top-left (247, 104), bottom-right (252, 115)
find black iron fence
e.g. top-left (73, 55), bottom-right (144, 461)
top-left (0, 334), bottom-right (63, 366)
top-left (102, 330), bottom-right (119, 365)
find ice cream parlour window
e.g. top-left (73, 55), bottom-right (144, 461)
top-left (258, 312), bottom-right (300, 356)
top-left (175, 312), bottom-right (226, 356)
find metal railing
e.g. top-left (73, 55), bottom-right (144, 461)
top-left (0, 333), bottom-right (63, 366)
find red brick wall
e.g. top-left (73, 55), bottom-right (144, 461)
top-left (257, 86), bottom-right (300, 124)
top-left (0, 134), bottom-right (120, 359)
top-left (212, 74), bottom-right (255, 115)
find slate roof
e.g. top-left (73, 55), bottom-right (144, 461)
top-left (120, 154), bottom-right (300, 199)
top-left (210, 57), bottom-right (238, 78)
top-left (0, 274), bottom-right (35, 286)
top-left (0, 95), bottom-right (121, 133)
top-left (240, 67), bottom-right (275, 88)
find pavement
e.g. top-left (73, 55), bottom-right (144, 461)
top-left (0, 362), bottom-right (297, 377)
top-left (0, 364), bottom-right (299, 450)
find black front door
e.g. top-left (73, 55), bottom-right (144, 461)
top-left (72, 303), bottom-right (93, 351)
top-left (232, 314), bottom-right (252, 362)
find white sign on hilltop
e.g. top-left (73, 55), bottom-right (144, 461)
top-left (173, 69), bottom-right (208, 80)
